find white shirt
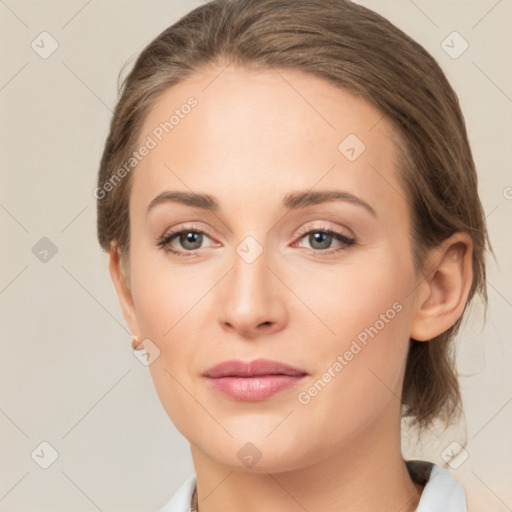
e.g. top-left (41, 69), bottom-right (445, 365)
top-left (158, 460), bottom-right (467, 511)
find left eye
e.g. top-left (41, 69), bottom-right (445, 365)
top-left (296, 229), bottom-right (356, 251)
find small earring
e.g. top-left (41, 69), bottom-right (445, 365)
top-left (131, 335), bottom-right (141, 350)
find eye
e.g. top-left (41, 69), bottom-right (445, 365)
top-left (157, 225), bottom-right (356, 257)
top-left (157, 227), bottom-right (216, 257)
top-left (294, 227), bottom-right (356, 253)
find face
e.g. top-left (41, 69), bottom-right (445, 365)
top-left (118, 64), bottom-right (425, 472)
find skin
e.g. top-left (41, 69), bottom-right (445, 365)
top-left (109, 63), bottom-right (473, 512)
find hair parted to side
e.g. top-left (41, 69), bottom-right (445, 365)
top-left (96, 0), bottom-right (491, 432)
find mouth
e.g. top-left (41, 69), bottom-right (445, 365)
top-left (203, 358), bottom-right (308, 401)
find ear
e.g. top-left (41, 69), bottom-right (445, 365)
top-left (108, 243), bottom-right (141, 338)
top-left (410, 232), bottom-right (473, 341)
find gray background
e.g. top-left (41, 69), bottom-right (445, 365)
top-left (0, 0), bottom-right (510, 510)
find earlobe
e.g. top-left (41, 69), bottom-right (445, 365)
top-left (410, 233), bottom-right (473, 342)
top-left (108, 243), bottom-right (140, 338)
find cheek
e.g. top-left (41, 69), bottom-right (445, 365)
top-left (293, 250), bottom-right (413, 344)
top-left (288, 277), bottom-right (413, 459)
top-left (294, 249), bottom-right (415, 402)
top-left (128, 250), bottom-right (217, 434)
top-left (129, 243), bottom-right (201, 338)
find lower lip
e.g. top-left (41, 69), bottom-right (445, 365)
top-left (205, 374), bottom-right (307, 401)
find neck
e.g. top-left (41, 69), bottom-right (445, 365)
top-left (190, 409), bottom-right (423, 512)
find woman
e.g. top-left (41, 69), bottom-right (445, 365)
top-left (96, 0), bottom-right (490, 510)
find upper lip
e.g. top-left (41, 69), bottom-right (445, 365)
top-left (203, 358), bottom-right (308, 378)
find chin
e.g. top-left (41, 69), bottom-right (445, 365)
top-left (199, 437), bottom-right (319, 475)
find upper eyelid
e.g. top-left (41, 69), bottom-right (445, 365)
top-left (295, 222), bottom-right (353, 237)
top-left (161, 221), bottom-right (352, 239)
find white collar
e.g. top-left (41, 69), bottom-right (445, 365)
top-left (407, 460), bottom-right (467, 511)
top-left (159, 460), bottom-right (467, 511)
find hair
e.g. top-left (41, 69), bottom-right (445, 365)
top-left (96, 0), bottom-right (490, 432)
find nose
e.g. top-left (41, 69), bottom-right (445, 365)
top-left (218, 246), bottom-right (288, 339)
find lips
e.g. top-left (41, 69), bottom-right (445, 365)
top-left (203, 359), bottom-right (308, 401)
top-left (203, 358), bottom-right (308, 378)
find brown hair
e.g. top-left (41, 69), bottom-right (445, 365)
top-left (96, 0), bottom-right (490, 432)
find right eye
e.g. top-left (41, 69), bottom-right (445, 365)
top-left (157, 228), bottom-right (217, 257)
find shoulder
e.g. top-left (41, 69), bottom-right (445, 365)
top-left (158, 473), bottom-right (196, 512)
top-left (407, 459), bottom-right (467, 512)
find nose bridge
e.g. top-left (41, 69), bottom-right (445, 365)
top-left (232, 237), bottom-right (269, 297)
top-left (218, 232), bottom-right (287, 336)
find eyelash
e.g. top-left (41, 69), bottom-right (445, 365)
top-left (156, 224), bottom-right (356, 257)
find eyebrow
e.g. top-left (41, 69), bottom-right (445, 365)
top-left (146, 190), bottom-right (376, 216)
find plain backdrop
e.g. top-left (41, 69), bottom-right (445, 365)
top-left (0, 0), bottom-right (511, 511)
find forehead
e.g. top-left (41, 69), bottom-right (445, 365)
top-left (131, 64), bottom-right (405, 219)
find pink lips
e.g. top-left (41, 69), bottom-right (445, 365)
top-left (203, 358), bottom-right (308, 401)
